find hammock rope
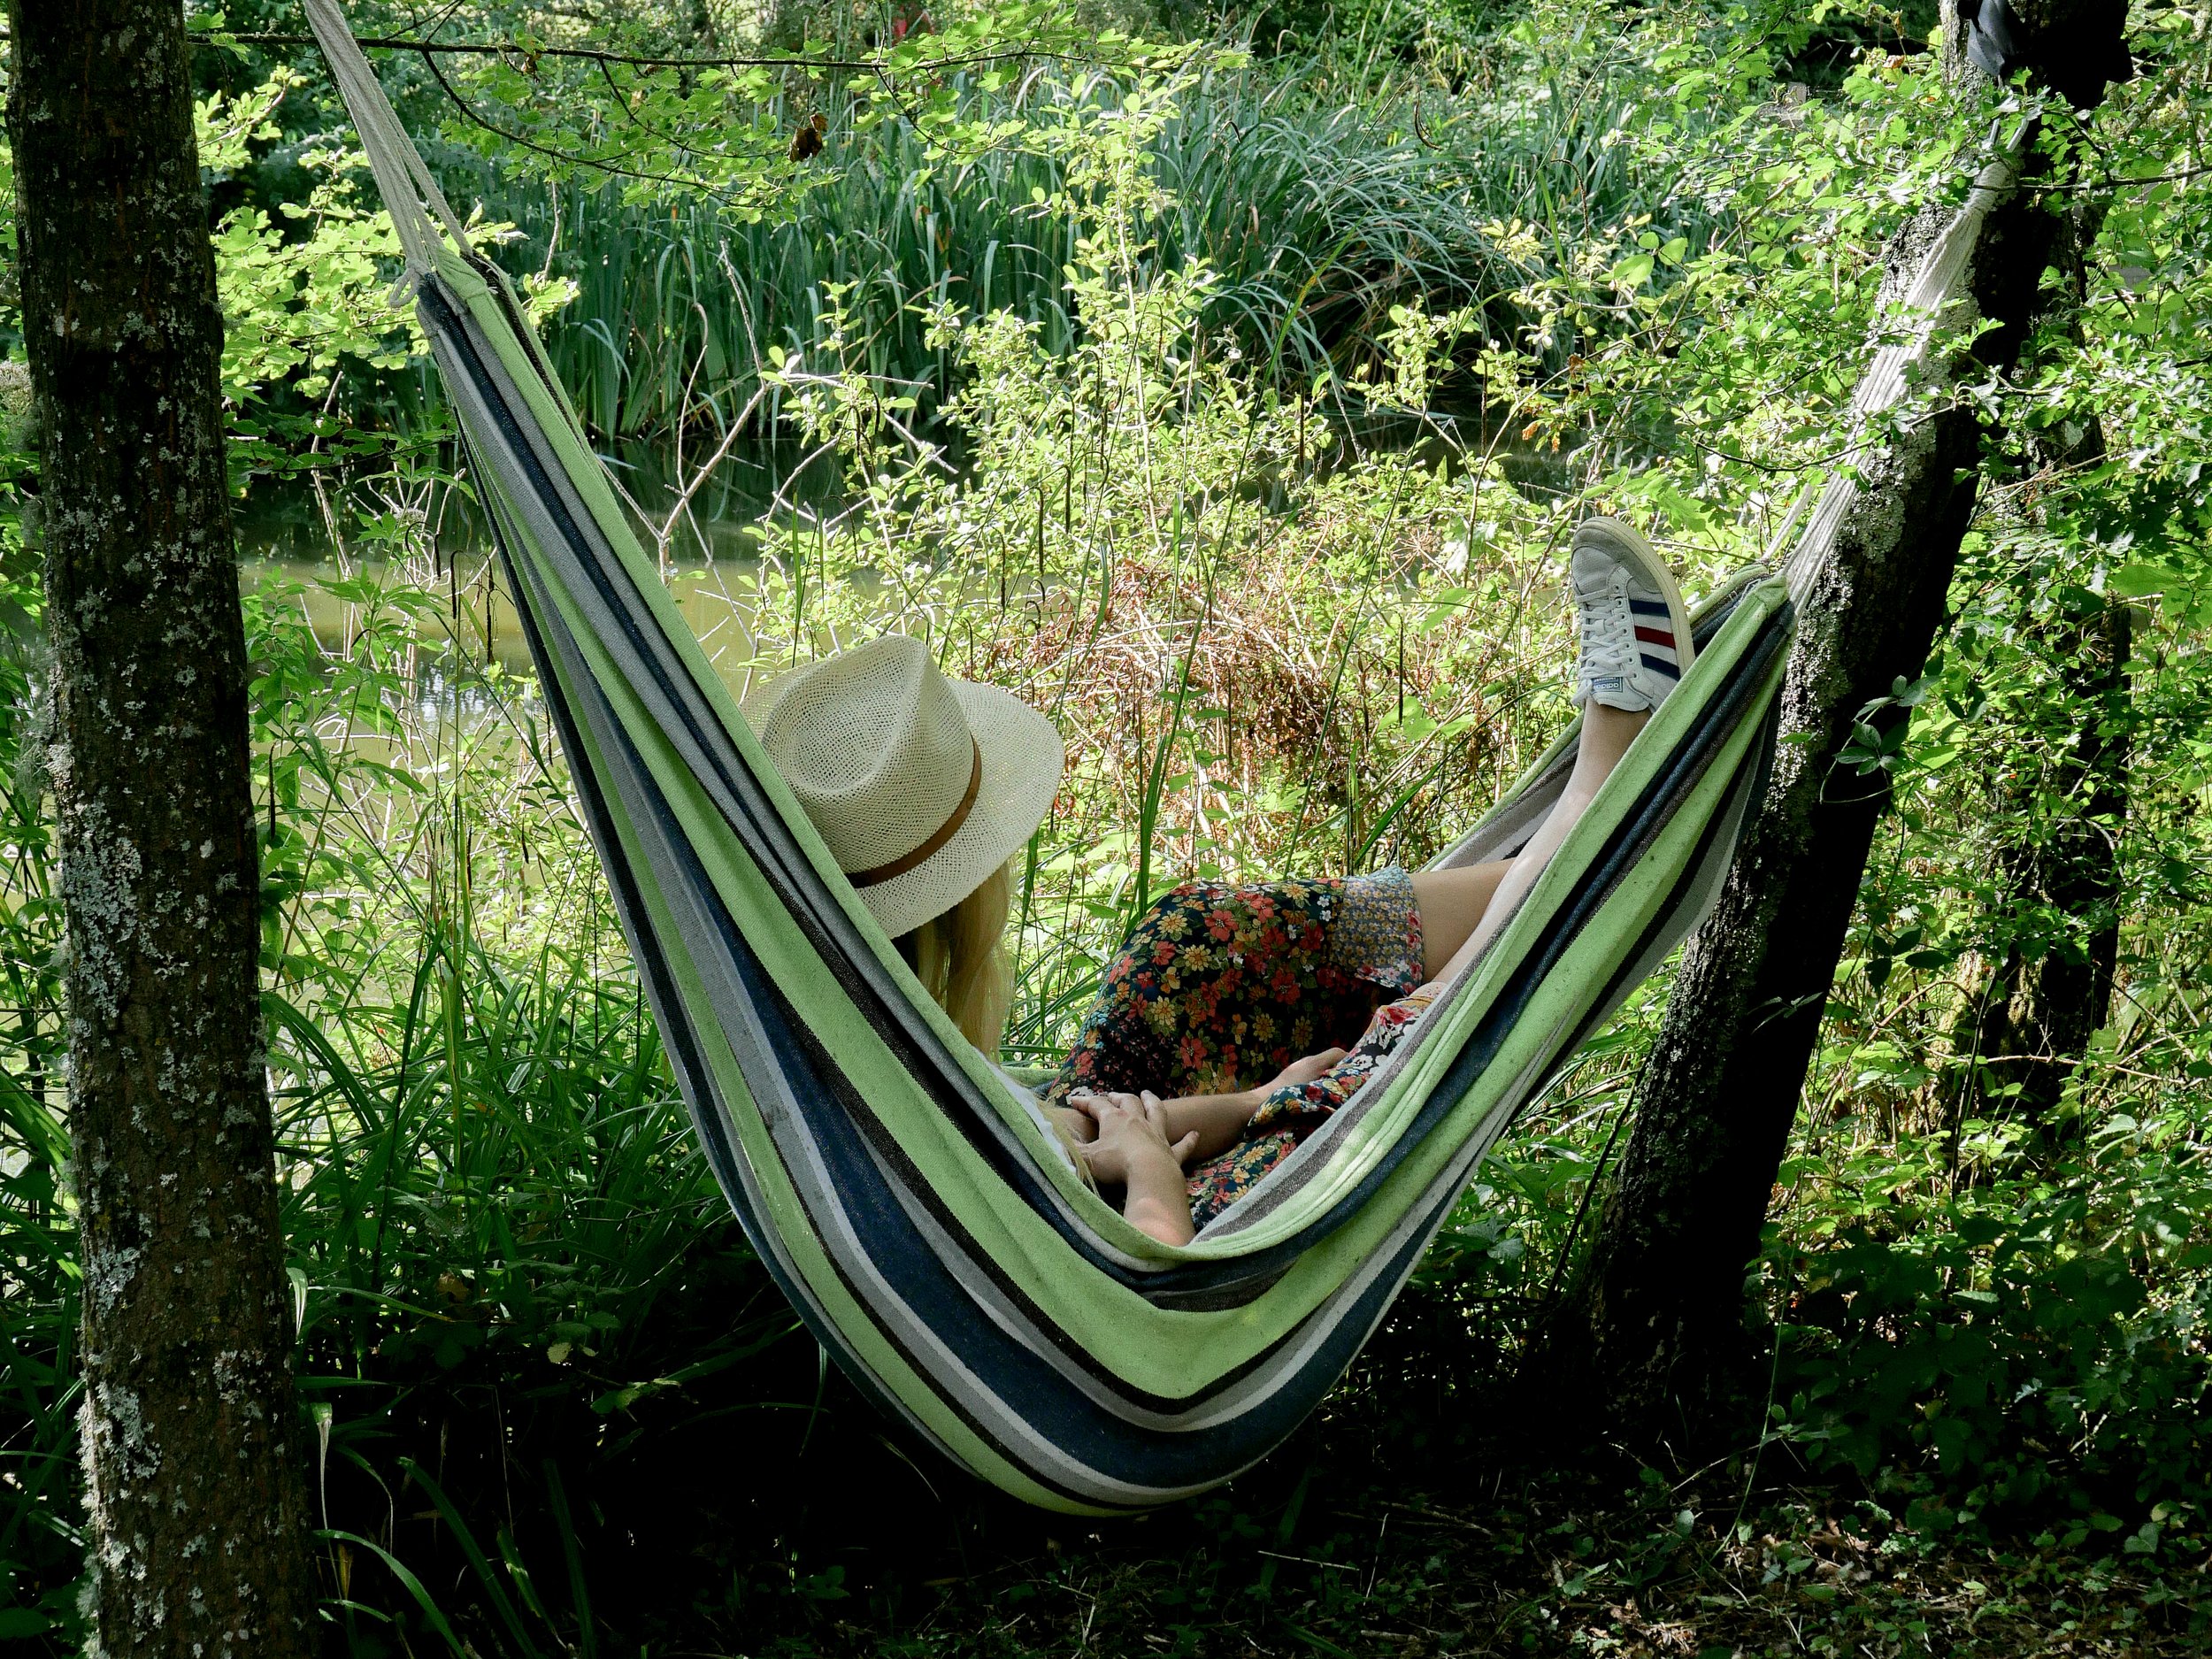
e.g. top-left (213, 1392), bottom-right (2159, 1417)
top-left (305, 0), bottom-right (1817, 1510)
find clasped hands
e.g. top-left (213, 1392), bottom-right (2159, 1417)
top-left (1053, 1053), bottom-right (1345, 1248)
top-left (1054, 1046), bottom-right (1350, 1181)
top-left (1050, 1048), bottom-right (1347, 1247)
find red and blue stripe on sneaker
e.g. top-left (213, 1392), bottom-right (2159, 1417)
top-left (1630, 598), bottom-right (1681, 681)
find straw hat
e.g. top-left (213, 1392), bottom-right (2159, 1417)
top-left (742, 634), bottom-right (1064, 939)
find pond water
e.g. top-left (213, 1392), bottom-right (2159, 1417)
top-left (233, 435), bottom-right (849, 680)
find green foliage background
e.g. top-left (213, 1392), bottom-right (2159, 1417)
top-left (2, 0), bottom-right (2210, 1650)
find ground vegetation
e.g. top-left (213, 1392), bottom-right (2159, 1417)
top-left (1, 0), bottom-right (2209, 1652)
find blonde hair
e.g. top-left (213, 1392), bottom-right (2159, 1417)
top-left (895, 862), bottom-right (1015, 1057)
top-left (902, 868), bottom-right (1097, 1187)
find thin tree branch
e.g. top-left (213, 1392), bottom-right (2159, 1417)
top-left (408, 42), bottom-right (712, 188)
top-left (175, 27), bottom-right (1137, 76)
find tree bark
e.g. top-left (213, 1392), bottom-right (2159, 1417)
top-left (7, 3), bottom-right (319, 1653)
top-left (1525, 0), bottom-right (2133, 1451)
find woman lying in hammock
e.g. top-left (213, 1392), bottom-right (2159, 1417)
top-left (743, 518), bottom-right (1695, 1244)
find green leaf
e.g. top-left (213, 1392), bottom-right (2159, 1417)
top-left (2108, 562), bottom-right (2184, 599)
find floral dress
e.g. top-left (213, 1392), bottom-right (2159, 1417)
top-left (1044, 868), bottom-right (1432, 1229)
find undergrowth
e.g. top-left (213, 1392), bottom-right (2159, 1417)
top-left (3, 0), bottom-right (2212, 1651)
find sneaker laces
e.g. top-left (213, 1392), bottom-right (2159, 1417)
top-left (1577, 572), bottom-right (1633, 674)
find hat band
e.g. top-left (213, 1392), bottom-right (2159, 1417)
top-left (848, 739), bottom-right (983, 890)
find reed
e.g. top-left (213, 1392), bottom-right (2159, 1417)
top-left (394, 18), bottom-right (1671, 440)
top-left (28, 11), bottom-right (2200, 1651)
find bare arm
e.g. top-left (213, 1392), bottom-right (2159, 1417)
top-left (1156, 1048), bottom-right (1348, 1159)
top-left (1153, 1088), bottom-right (1266, 1162)
top-left (1118, 1140), bottom-right (1196, 1246)
top-left (1058, 1049), bottom-right (1349, 1165)
top-left (1072, 1092), bottom-right (1198, 1246)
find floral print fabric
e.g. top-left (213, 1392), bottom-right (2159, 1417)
top-left (1180, 985), bottom-right (1439, 1228)
top-left (1046, 868), bottom-right (1432, 1229)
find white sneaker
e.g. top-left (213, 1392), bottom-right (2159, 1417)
top-left (1571, 517), bottom-right (1695, 712)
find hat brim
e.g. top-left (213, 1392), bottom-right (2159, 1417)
top-left (840, 680), bottom-right (1064, 939)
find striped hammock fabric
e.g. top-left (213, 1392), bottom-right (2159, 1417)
top-left (306, 0), bottom-right (1794, 1512)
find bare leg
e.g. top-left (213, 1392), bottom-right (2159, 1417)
top-left (1407, 860), bottom-right (1512, 981)
top-left (1418, 703), bottom-right (1650, 987)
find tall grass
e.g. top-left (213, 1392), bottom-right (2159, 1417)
top-left (410, 17), bottom-right (1678, 439)
top-left (14, 6), bottom-right (2210, 1650)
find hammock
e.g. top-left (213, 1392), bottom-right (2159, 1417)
top-left (305, 0), bottom-right (1797, 1512)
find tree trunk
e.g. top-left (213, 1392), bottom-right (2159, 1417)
top-left (1954, 198), bottom-right (2131, 1149)
top-left (7, 3), bottom-right (320, 1653)
top-left (1525, 0), bottom-right (2133, 1451)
